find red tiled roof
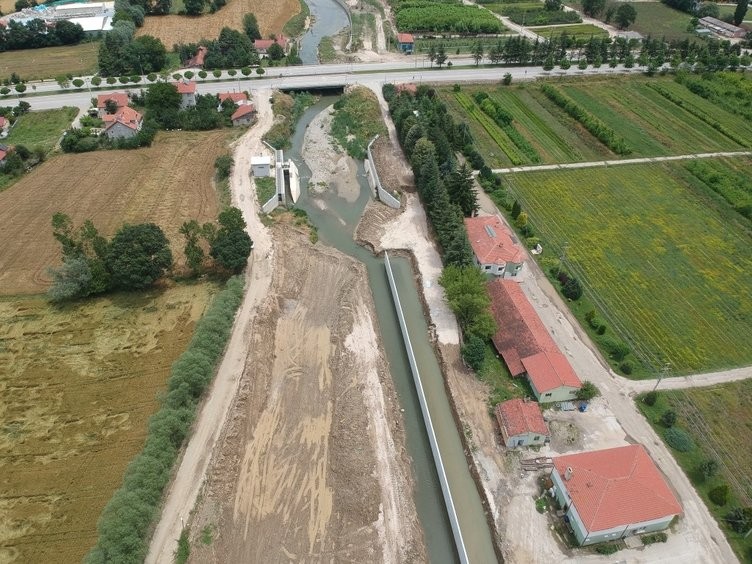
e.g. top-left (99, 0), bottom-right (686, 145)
top-left (186, 45), bottom-right (207, 67)
top-left (231, 105), bottom-right (256, 121)
top-left (397, 33), bottom-right (415, 43)
top-left (174, 80), bottom-right (196, 94)
top-left (97, 92), bottom-right (129, 109)
top-left (554, 445), bottom-right (682, 532)
top-left (0, 148), bottom-right (7, 161)
top-left (464, 215), bottom-right (524, 266)
top-left (521, 350), bottom-right (582, 393)
top-left (103, 106), bottom-right (143, 131)
top-left (219, 92), bottom-right (248, 103)
top-left (488, 279), bottom-right (558, 376)
top-left (396, 83), bottom-right (418, 95)
top-left (0, 116), bottom-right (7, 128)
top-left (254, 35), bottom-right (288, 50)
top-left (496, 398), bottom-right (549, 438)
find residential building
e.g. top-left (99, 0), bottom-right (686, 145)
top-left (96, 92), bottom-right (129, 118)
top-left (218, 92), bottom-right (249, 105)
top-left (495, 398), bottom-right (550, 447)
top-left (396, 32), bottom-right (415, 54)
top-left (103, 106), bottom-right (143, 139)
top-left (0, 144), bottom-right (8, 165)
top-left (174, 80), bottom-right (196, 109)
top-left (488, 279), bottom-right (582, 402)
top-left (186, 45), bottom-right (207, 68)
top-left (231, 105), bottom-right (256, 127)
top-left (550, 445), bottom-right (682, 546)
top-left (0, 116), bottom-right (8, 137)
top-left (465, 215), bottom-right (524, 278)
top-left (254, 35), bottom-right (288, 58)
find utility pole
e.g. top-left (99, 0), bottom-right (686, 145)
top-left (557, 241), bottom-right (569, 276)
top-left (652, 362), bottom-right (671, 392)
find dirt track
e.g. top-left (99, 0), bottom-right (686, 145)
top-left (187, 225), bottom-right (424, 562)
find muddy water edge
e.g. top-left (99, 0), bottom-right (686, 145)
top-left (298, 0), bottom-right (350, 64)
top-left (289, 96), bottom-right (498, 563)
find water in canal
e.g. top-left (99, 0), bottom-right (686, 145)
top-left (288, 97), bottom-right (498, 563)
top-left (298, 0), bottom-right (350, 65)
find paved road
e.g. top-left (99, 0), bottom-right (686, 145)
top-left (492, 150), bottom-right (752, 174)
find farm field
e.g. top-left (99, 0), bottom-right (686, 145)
top-left (0, 283), bottom-right (217, 564)
top-left (528, 23), bottom-right (608, 39)
top-left (504, 159), bottom-right (752, 375)
top-left (0, 43), bottom-right (99, 82)
top-left (413, 36), bottom-right (513, 55)
top-left (4, 107), bottom-right (78, 155)
top-left (137, 0), bottom-right (298, 48)
top-left (0, 130), bottom-right (230, 295)
top-left (638, 382), bottom-right (752, 561)
top-left (567, 1), bottom-right (697, 41)
top-left (442, 77), bottom-right (751, 165)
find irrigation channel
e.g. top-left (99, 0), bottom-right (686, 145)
top-left (288, 96), bottom-right (498, 563)
top-left (298, 0), bottom-right (351, 65)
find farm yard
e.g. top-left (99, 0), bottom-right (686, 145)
top-left (503, 159), bottom-right (752, 375)
top-left (393, 0), bottom-right (503, 33)
top-left (485, 1), bottom-right (582, 25)
top-left (638, 381), bottom-right (752, 560)
top-left (441, 78), bottom-right (752, 166)
top-left (0, 130), bottom-right (230, 295)
top-left (137, 0), bottom-right (298, 48)
top-left (3, 108), bottom-right (78, 156)
top-left (0, 43), bottom-right (99, 82)
top-left (0, 284), bottom-right (217, 564)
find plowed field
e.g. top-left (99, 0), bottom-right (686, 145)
top-left (0, 130), bottom-right (229, 295)
top-left (0, 283), bottom-right (217, 563)
top-left (137, 0), bottom-right (298, 48)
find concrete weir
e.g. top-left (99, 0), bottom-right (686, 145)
top-left (384, 251), bottom-right (469, 564)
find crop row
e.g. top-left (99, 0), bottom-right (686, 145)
top-left (676, 73), bottom-right (752, 122)
top-left (455, 92), bottom-right (526, 164)
top-left (647, 83), bottom-right (751, 149)
top-left (504, 7), bottom-right (581, 25)
top-left (395, 2), bottom-right (503, 33)
top-left (685, 160), bottom-right (752, 220)
top-left (475, 93), bottom-right (540, 163)
top-left (540, 84), bottom-right (631, 155)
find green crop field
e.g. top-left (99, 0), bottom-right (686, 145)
top-left (528, 23), bottom-right (609, 39)
top-left (638, 382), bottom-right (752, 560)
top-left (4, 108), bottom-right (78, 155)
top-left (504, 159), bottom-right (752, 375)
top-left (442, 78), bottom-right (751, 165)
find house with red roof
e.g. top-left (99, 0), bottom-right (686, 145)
top-left (0, 116), bottom-right (9, 135)
top-left (186, 45), bottom-right (207, 68)
top-left (495, 398), bottom-right (549, 447)
top-left (397, 32), bottom-right (415, 54)
top-left (96, 92), bottom-right (129, 118)
top-left (550, 445), bottom-right (682, 546)
top-left (0, 144), bottom-right (8, 165)
top-left (465, 215), bottom-right (524, 278)
top-left (174, 80), bottom-right (197, 109)
top-left (218, 92), bottom-right (249, 105)
top-left (254, 35), bottom-right (288, 58)
top-left (103, 106), bottom-right (143, 140)
top-left (488, 279), bottom-right (582, 402)
top-left (231, 104), bottom-right (256, 127)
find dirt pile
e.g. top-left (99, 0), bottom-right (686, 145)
top-left (187, 225), bottom-right (424, 563)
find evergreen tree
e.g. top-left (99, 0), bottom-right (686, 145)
top-left (446, 163), bottom-right (478, 217)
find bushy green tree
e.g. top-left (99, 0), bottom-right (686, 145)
top-left (614, 4), bottom-right (637, 29)
top-left (734, 0), bottom-right (748, 25)
top-left (440, 265), bottom-right (497, 339)
top-left (697, 458), bottom-right (719, 482)
top-left (660, 409), bottom-right (677, 428)
top-left (576, 381), bottom-right (600, 401)
top-left (582, 0), bottom-right (606, 16)
top-left (709, 484), bottom-right (729, 506)
top-left (462, 335), bottom-right (486, 371)
top-left (243, 13), bottom-right (261, 39)
top-left (107, 223), bottom-right (173, 289)
top-left (446, 163), bottom-right (478, 217)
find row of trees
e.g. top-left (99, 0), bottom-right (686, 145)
top-left (0, 19), bottom-right (85, 52)
top-left (98, 21), bottom-right (167, 76)
top-left (48, 207), bottom-right (251, 301)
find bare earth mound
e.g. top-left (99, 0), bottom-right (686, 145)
top-left (0, 131), bottom-right (228, 295)
top-left (137, 0), bottom-right (298, 49)
top-left (188, 224), bottom-right (425, 563)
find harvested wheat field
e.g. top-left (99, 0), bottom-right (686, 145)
top-left (187, 222), bottom-right (425, 563)
top-left (0, 283), bottom-right (217, 564)
top-left (137, 0), bottom-right (298, 49)
top-left (0, 130), bottom-right (230, 296)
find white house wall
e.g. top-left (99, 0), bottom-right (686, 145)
top-left (530, 381), bottom-right (579, 403)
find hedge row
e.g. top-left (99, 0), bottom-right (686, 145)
top-left (86, 276), bottom-right (245, 564)
top-left (540, 84), bottom-right (631, 155)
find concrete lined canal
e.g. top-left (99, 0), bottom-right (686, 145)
top-left (288, 97), bottom-right (497, 563)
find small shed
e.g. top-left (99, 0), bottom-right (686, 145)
top-left (231, 104), bottom-right (256, 127)
top-left (496, 398), bottom-right (550, 447)
top-left (251, 155), bottom-right (272, 177)
top-left (396, 33), bottom-right (415, 54)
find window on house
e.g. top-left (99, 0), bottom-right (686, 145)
top-left (484, 265), bottom-right (491, 270)
top-left (533, 436), bottom-right (540, 441)
top-left (544, 393), bottom-right (552, 397)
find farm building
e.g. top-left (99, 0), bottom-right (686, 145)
top-left (174, 80), bottom-right (196, 109)
top-left (488, 279), bottom-right (582, 402)
top-left (103, 107), bottom-right (143, 139)
top-left (96, 92), bottom-right (129, 118)
top-left (251, 155), bottom-right (272, 177)
top-left (465, 215), bottom-right (524, 278)
top-left (396, 33), bottom-right (415, 53)
top-left (550, 445), bottom-right (682, 546)
top-left (231, 105), bottom-right (256, 127)
top-left (496, 398), bottom-right (549, 447)
top-left (186, 46), bottom-right (207, 68)
top-left (218, 92), bottom-right (249, 105)
top-left (698, 16), bottom-right (746, 38)
top-left (254, 35), bottom-right (289, 57)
